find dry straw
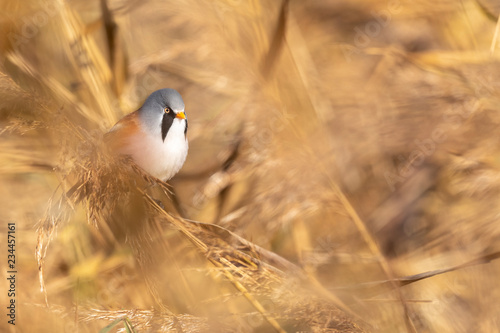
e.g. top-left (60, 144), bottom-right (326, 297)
top-left (2, 0), bottom-right (500, 332)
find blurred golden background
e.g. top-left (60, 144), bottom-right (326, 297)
top-left (2, 0), bottom-right (500, 332)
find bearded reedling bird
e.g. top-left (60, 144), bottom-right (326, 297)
top-left (105, 88), bottom-right (188, 181)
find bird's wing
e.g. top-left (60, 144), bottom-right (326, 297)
top-left (104, 110), bottom-right (141, 153)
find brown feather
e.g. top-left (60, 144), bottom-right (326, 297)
top-left (104, 110), bottom-right (141, 153)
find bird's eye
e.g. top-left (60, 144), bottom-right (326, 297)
top-left (164, 107), bottom-right (171, 114)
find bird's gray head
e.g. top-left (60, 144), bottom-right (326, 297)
top-left (138, 88), bottom-right (187, 141)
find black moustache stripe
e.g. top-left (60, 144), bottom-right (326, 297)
top-left (162, 112), bottom-right (188, 141)
top-left (162, 112), bottom-right (174, 141)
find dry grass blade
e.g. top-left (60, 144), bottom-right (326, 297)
top-left (260, 0), bottom-right (289, 78)
top-left (57, 0), bottom-right (116, 124)
top-left (348, 250), bottom-right (500, 296)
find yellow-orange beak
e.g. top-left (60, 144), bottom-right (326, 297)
top-left (176, 111), bottom-right (186, 120)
